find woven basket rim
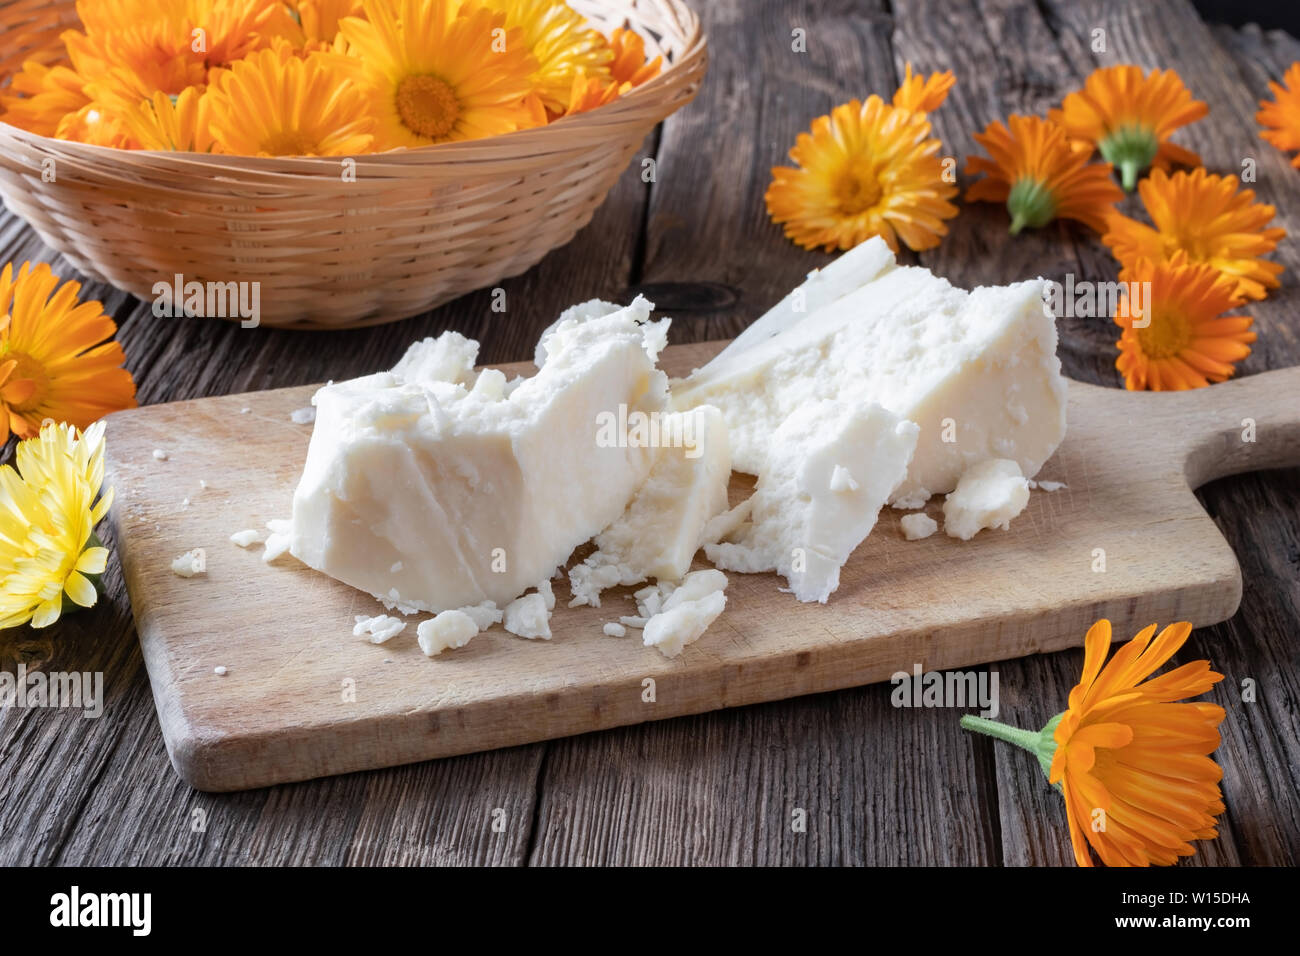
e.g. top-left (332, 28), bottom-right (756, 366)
top-left (0, 0), bottom-right (706, 177)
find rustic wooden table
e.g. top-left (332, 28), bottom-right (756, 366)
top-left (0, 0), bottom-right (1296, 866)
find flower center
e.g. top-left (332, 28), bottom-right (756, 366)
top-left (833, 160), bottom-right (884, 215)
top-left (1, 350), bottom-right (50, 412)
top-left (260, 129), bottom-right (318, 156)
top-left (396, 74), bottom-right (461, 140)
top-left (1163, 232), bottom-right (1212, 264)
top-left (1135, 306), bottom-right (1192, 360)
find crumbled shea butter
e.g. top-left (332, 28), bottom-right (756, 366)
top-left (899, 513), bottom-right (938, 540)
top-left (230, 528), bottom-right (265, 548)
top-left (942, 459), bottom-right (1031, 540)
top-left (171, 549), bottom-right (206, 577)
top-left (417, 610), bottom-right (478, 656)
top-left (353, 614), bottom-right (406, 644)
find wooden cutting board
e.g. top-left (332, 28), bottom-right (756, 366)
top-left (103, 342), bottom-right (1300, 791)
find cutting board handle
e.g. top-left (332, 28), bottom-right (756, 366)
top-left (1161, 366), bottom-right (1300, 488)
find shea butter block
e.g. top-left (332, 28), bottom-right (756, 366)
top-left (706, 400), bottom-right (918, 603)
top-left (672, 236), bottom-right (1068, 504)
top-left (289, 297), bottom-right (670, 612)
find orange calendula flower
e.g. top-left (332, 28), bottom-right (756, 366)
top-left (891, 62), bottom-right (954, 114)
top-left (965, 114), bottom-right (1123, 234)
top-left (0, 61), bottom-right (92, 138)
top-left (0, 262), bottom-right (137, 442)
top-left (1103, 168), bottom-right (1285, 302)
top-left (1115, 253), bottom-right (1255, 391)
top-left (607, 26), bottom-right (661, 88)
top-left (1256, 61), bottom-right (1300, 168)
top-left (64, 0), bottom-right (295, 103)
top-left (1050, 65), bottom-right (1208, 190)
top-left (963, 619), bottom-right (1226, 867)
top-left (204, 48), bottom-right (374, 156)
top-left (765, 96), bottom-right (959, 253)
top-left (564, 71), bottom-right (623, 116)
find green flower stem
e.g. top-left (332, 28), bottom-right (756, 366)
top-left (959, 715), bottom-right (1041, 753)
top-left (1118, 158), bottom-right (1143, 192)
top-left (961, 712), bottom-right (1065, 785)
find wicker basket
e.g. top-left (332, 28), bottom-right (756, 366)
top-left (0, 0), bottom-right (705, 329)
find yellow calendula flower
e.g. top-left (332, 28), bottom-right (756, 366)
top-left (88, 86), bottom-right (216, 152)
top-left (0, 262), bottom-right (137, 443)
top-left (1050, 65), bottom-right (1208, 190)
top-left (0, 421), bottom-right (114, 630)
top-left (892, 62), bottom-right (955, 114)
top-left (290, 0), bottom-right (366, 47)
top-left (204, 48), bottom-right (375, 156)
top-left (963, 619), bottom-right (1226, 867)
top-left (1103, 168), bottom-right (1285, 302)
top-left (765, 96), bottom-right (959, 253)
top-left (1114, 253), bottom-right (1255, 392)
top-left (1257, 61), bottom-right (1300, 168)
top-left (965, 114), bottom-right (1123, 234)
top-left (483, 0), bottom-right (613, 114)
top-left (337, 0), bottom-right (540, 149)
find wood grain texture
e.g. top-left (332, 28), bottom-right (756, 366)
top-left (1, 0), bottom-right (1298, 865)
top-left (1003, 0), bottom-right (1300, 867)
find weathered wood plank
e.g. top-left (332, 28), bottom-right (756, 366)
top-left (1015, 0), bottom-right (1300, 866)
top-left (528, 684), bottom-right (1001, 865)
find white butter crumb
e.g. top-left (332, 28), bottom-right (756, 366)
top-left (943, 459), bottom-right (1030, 540)
top-left (1036, 480), bottom-right (1067, 492)
top-left (378, 588), bottom-right (422, 616)
top-left (619, 615), bottom-right (648, 629)
top-left (353, 614), bottom-right (406, 644)
top-left (603, 622), bottom-right (627, 637)
top-left (263, 519), bottom-right (293, 562)
top-left (900, 512), bottom-right (939, 541)
top-left (230, 528), bottom-right (265, 548)
top-left (417, 610), bottom-right (478, 656)
top-left (180, 497), bottom-right (190, 509)
top-left (171, 549), bottom-right (206, 577)
top-left (199, 479), bottom-right (208, 490)
top-left (214, 666), bottom-right (228, 676)
top-left (389, 561), bottom-right (404, 573)
top-left (151, 449), bottom-right (168, 461)
top-left (504, 592), bottom-right (552, 640)
top-left (458, 601), bottom-right (503, 631)
top-left (633, 583), bottom-right (669, 619)
top-left (240, 407), bottom-right (251, 414)
top-left (891, 489), bottom-right (930, 510)
top-left (829, 465), bottom-right (860, 493)
top-left (641, 570), bottom-right (729, 658)
top-left (537, 579), bottom-right (555, 611)
top-left (290, 406), bottom-right (317, 425)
